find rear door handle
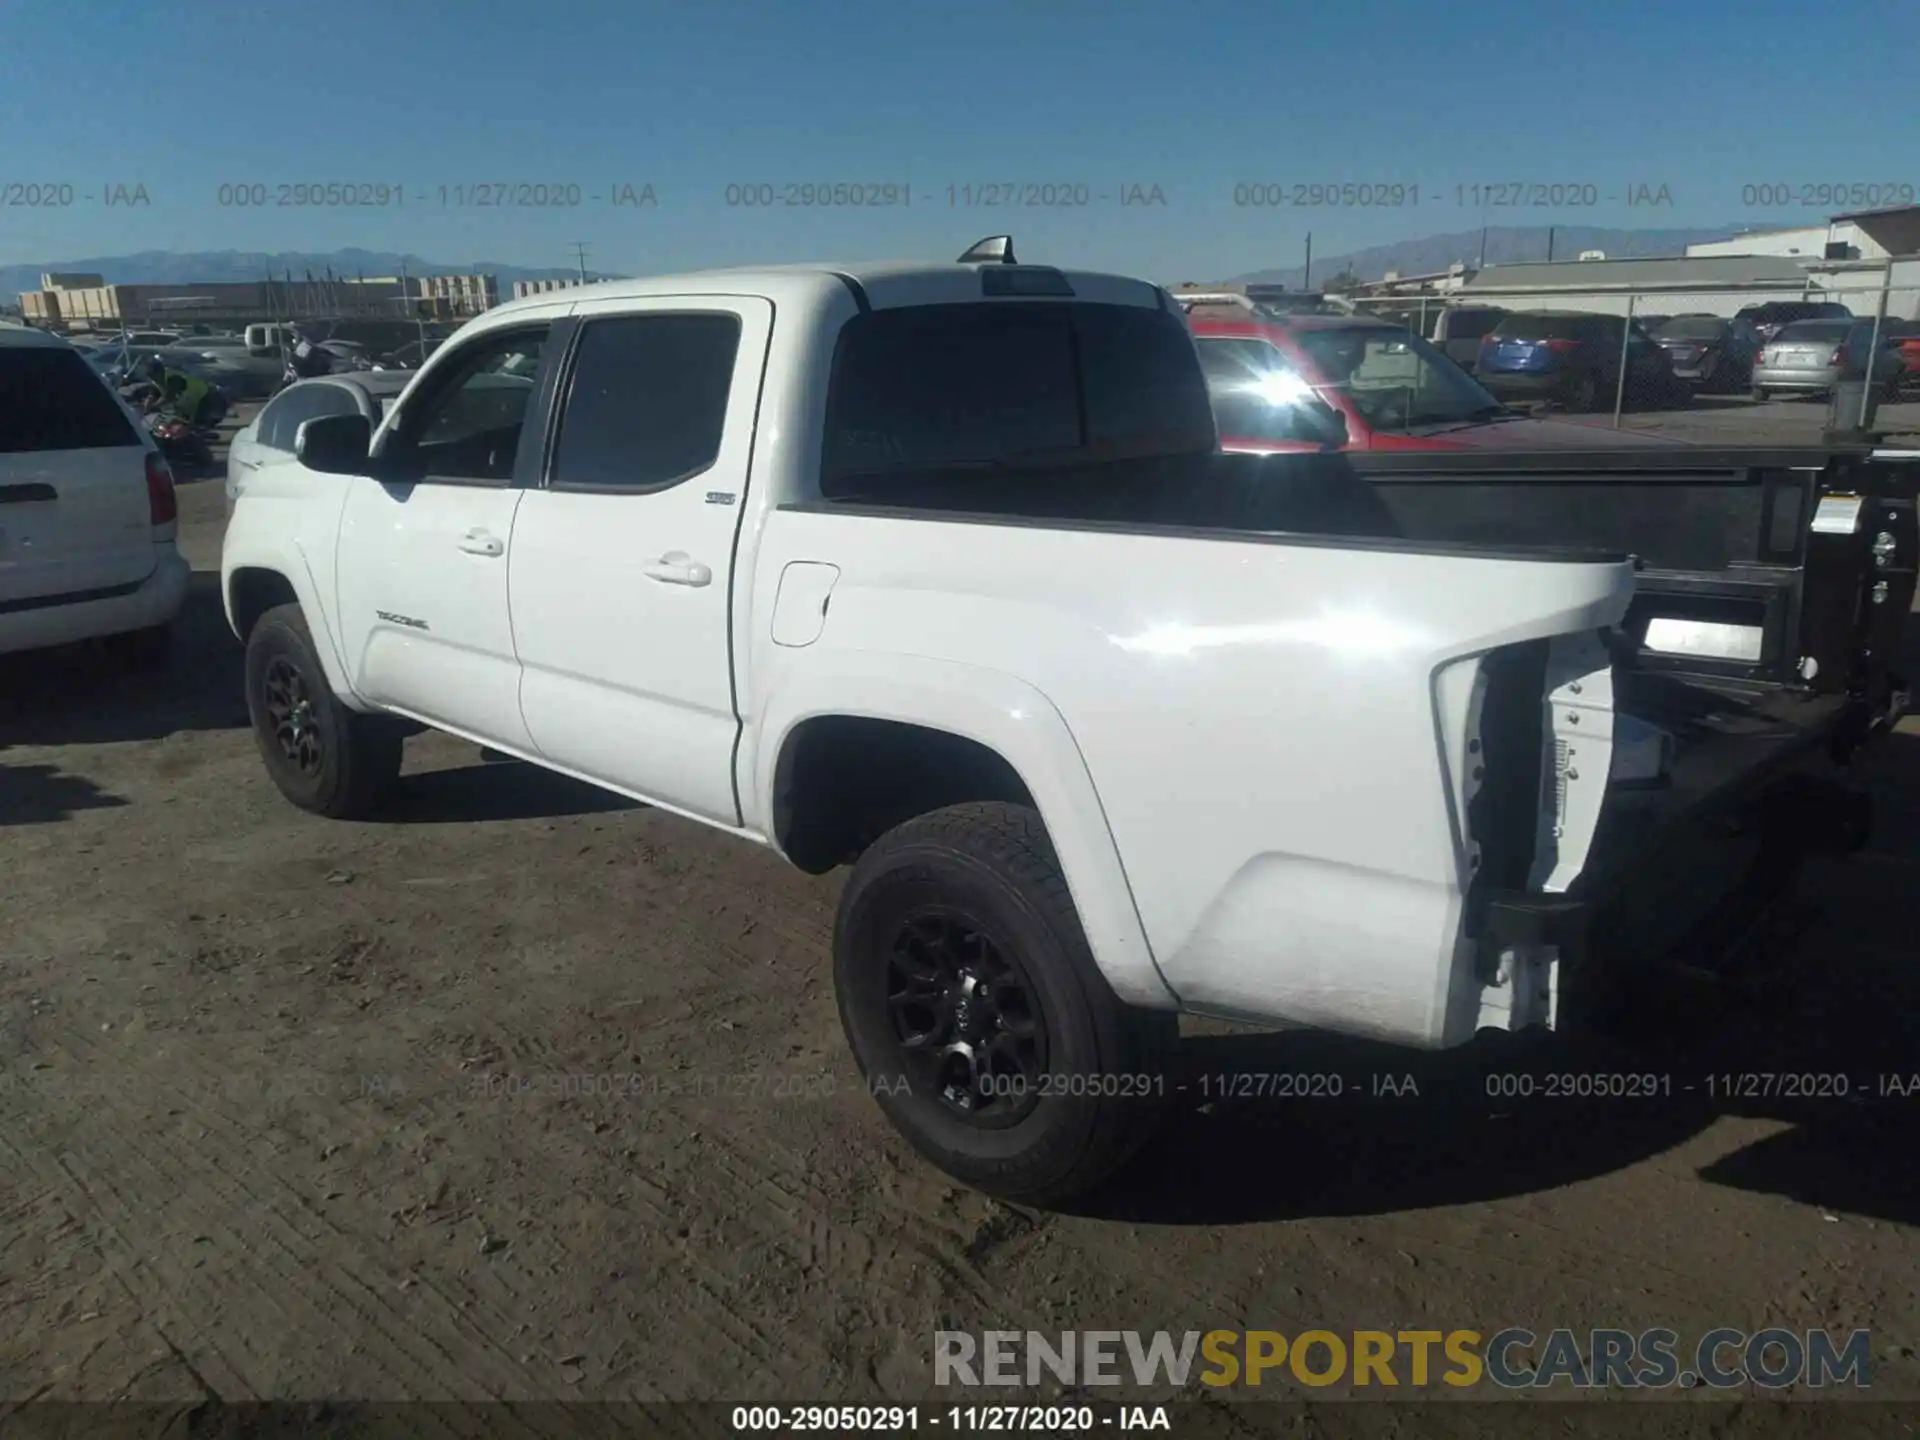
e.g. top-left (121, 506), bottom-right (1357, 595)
top-left (642, 551), bottom-right (712, 587)
top-left (458, 528), bottom-right (505, 557)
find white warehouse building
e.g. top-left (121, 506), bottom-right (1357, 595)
top-left (1443, 205), bottom-right (1920, 323)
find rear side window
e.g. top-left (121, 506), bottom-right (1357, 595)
top-left (821, 302), bottom-right (1213, 487)
top-left (550, 313), bottom-right (742, 491)
top-left (0, 347), bottom-right (139, 453)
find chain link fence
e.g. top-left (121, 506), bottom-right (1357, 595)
top-left (1335, 265), bottom-right (1920, 445)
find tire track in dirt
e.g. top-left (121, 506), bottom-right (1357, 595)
top-left (1, 1022), bottom-right (544, 1403)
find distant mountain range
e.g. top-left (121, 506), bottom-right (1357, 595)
top-left (3, 225), bottom-right (1783, 304)
top-left (1229, 223), bottom-right (1763, 287)
top-left (0, 248), bottom-right (605, 299)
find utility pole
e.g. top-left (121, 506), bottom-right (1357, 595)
top-left (1303, 233), bottom-right (1312, 291)
top-left (1478, 226), bottom-right (1489, 268)
top-left (572, 241), bottom-right (590, 284)
top-left (1547, 226), bottom-right (1556, 262)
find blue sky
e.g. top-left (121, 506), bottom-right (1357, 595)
top-left (2, 0), bottom-right (1914, 281)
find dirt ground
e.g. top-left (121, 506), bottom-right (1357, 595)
top-left (7, 440), bottom-right (1920, 1428)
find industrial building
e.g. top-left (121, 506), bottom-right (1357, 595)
top-left (18, 271), bottom-right (503, 330)
top-left (1425, 205), bottom-right (1920, 323)
top-left (512, 277), bottom-right (594, 299)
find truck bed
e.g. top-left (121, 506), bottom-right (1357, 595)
top-left (823, 445), bottom-right (1918, 701)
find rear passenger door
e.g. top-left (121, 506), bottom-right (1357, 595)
top-left (508, 297), bottom-right (772, 824)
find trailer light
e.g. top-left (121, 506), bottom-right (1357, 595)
top-left (1641, 617), bottom-right (1764, 664)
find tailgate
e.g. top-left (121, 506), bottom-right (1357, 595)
top-left (1345, 446), bottom-right (1920, 694)
top-left (1, 342), bottom-right (157, 607)
top-left (0, 446), bottom-right (158, 604)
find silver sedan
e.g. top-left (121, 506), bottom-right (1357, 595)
top-left (1751, 319), bottom-right (1905, 399)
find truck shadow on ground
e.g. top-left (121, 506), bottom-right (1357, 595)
top-left (1089, 726), bottom-right (1920, 1228)
top-left (378, 756), bottom-right (641, 824)
top-left (0, 573), bottom-right (638, 824)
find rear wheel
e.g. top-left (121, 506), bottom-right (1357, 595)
top-left (1750, 386), bottom-right (1770, 402)
top-left (1565, 371), bottom-right (1601, 412)
top-left (834, 801), bottom-right (1175, 1206)
top-left (244, 603), bottom-right (402, 818)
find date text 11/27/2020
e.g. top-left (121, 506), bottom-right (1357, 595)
top-left (721, 183), bottom-right (1170, 208)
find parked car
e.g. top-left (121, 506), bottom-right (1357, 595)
top-left (1189, 311), bottom-right (1675, 451)
top-left (1735, 300), bottom-right (1853, 343)
top-left (221, 239), bottom-right (1911, 1204)
top-left (148, 339), bottom-right (280, 398)
top-left (1882, 319), bottom-right (1920, 394)
top-left (1651, 315), bottom-right (1763, 391)
top-left (1632, 314), bottom-right (1671, 335)
top-left (1750, 318), bottom-right (1905, 400)
top-left (379, 337), bottom-right (444, 369)
top-left (1428, 305), bottom-right (1506, 372)
top-left (0, 325), bottom-right (186, 657)
top-left (1476, 311), bottom-right (1689, 411)
top-left (226, 371), bottom-right (415, 519)
top-left (121, 329), bottom-right (185, 350)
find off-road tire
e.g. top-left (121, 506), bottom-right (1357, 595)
top-left (834, 801), bottom-right (1177, 1207)
top-left (244, 603), bottom-right (402, 819)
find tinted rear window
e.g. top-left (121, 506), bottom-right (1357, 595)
top-left (1489, 314), bottom-right (1588, 341)
top-left (0, 348), bottom-right (140, 453)
top-left (821, 302), bottom-right (1214, 487)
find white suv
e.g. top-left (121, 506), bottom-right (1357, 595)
top-left (0, 326), bottom-right (189, 656)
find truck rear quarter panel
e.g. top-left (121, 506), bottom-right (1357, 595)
top-left (746, 505), bottom-right (1634, 1047)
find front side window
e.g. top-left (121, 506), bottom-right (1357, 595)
top-left (549, 313), bottom-right (741, 491)
top-left (402, 327), bottom-right (548, 482)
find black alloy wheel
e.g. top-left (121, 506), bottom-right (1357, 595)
top-left (885, 910), bottom-right (1049, 1126)
top-left (262, 654), bottom-right (325, 777)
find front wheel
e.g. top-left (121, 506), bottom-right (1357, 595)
top-left (834, 801), bottom-right (1176, 1206)
top-left (244, 603), bottom-right (402, 818)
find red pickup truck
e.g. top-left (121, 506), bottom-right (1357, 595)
top-left (1188, 309), bottom-right (1674, 452)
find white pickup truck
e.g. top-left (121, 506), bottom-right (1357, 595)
top-left (221, 238), bottom-right (1901, 1203)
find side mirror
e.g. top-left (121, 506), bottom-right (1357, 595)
top-left (1316, 405), bottom-right (1350, 451)
top-left (295, 413), bottom-right (373, 475)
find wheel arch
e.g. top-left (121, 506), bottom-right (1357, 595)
top-left (750, 658), bottom-right (1177, 1011)
top-left (223, 545), bottom-right (362, 705)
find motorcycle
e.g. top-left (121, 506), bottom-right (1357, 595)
top-left (146, 409), bottom-right (219, 472)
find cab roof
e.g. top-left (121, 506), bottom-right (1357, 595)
top-left (481, 257), bottom-right (1170, 323)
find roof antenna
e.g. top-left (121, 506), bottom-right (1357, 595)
top-left (958, 235), bottom-right (1017, 265)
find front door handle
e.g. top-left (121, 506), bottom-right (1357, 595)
top-left (642, 551), bottom-right (712, 587)
top-left (458, 528), bottom-right (505, 557)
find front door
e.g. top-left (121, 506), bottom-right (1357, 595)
top-left (509, 297), bottom-right (771, 824)
top-left (333, 321), bottom-right (557, 752)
